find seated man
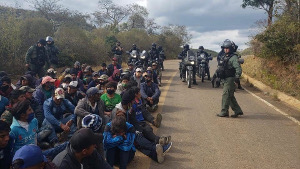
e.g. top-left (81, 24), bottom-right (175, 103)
top-left (19, 86), bottom-right (44, 127)
top-left (131, 87), bottom-right (162, 128)
top-left (130, 68), bottom-right (145, 88)
top-left (88, 72), bottom-right (100, 89)
top-left (140, 72), bottom-right (161, 112)
top-left (15, 74), bottom-right (36, 89)
top-left (0, 76), bottom-right (14, 98)
top-left (42, 88), bottom-right (76, 145)
top-left (112, 90), bottom-right (172, 164)
top-left (0, 95), bottom-right (8, 116)
top-left (58, 128), bottom-right (112, 169)
top-left (75, 87), bottom-right (105, 129)
top-left (101, 82), bottom-right (121, 122)
top-left (103, 115), bottom-right (135, 169)
top-left (34, 76), bottom-right (56, 106)
top-left (107, 57), bottom-right (122, 77)
top-left (0, 120), bottom-right (14, 169)
top-left (12, 145), bottom-right (57, 169)
top-left (98, 63), bottom-right (108, 76)
top-left (65, 81), bottom-right (84, 107)
top-left (116, 75), bottom-right (130, 95)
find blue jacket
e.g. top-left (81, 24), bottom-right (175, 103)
top-left (33, 85), bottom-right (55, 105)
top-left (43, 97), bottom-right (76, 127)
top-left (0, 135), bottom-right (14, 169)
top-left (10, 118), bottom-right (38, 153)
top-left (0, 95), bottom-right (9, 116)
top-left (140, 82), bottom-right (161, 100)
top-left (103, 122), bottom-right (136, 152)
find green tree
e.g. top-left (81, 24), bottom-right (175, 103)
top-left (242, 0), bottom-right (276, 26)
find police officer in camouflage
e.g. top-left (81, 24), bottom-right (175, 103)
top-left (45, 36), bottom-right (59, 68)
top-left (25, 39), bottom-right (49, 78)
top-left (217, 40), bottom-right (243, 118)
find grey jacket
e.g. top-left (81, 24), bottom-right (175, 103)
top-left (74, 97), bottom-right (105, 128)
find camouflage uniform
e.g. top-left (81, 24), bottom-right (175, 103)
top-left (25, 45), bottom-right (49, 78)
top-left (219, 53), bottom-right (243, 116)
top-left (45, 43), bottom-right (59, 68)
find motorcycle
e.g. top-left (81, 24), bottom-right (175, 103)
top-left (180, 50), bottom-right (196, 88)
top-left (197, 53), bottom-right (213, 82)
top-left (126, 50), bottom-right (139, 65)
top-left (139, 50), bottom-right (149, 71)
top-left (159, 50), bottom-right (165, 71)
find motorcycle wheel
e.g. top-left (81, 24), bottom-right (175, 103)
top-left (187, 70), bottom-right (192, 88)
top-left (200, 67), bottom-right (205, 82)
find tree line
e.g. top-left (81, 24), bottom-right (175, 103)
top-left (242, 0), bottom-right (300, 64)
top-left (0, 0), bottom-right (192, 75)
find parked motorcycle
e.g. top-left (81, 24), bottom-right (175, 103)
top-left (180, 50), bottom-right (196, 88)
top-left (197, 53), bottom-right (213, 82)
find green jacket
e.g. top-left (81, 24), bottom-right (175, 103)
top-left (45, 44), bottom-right (59, 64)
top-left (25, 45), bottom-right (49, 66)
top-left (226, 53), bottom-right (242, 78)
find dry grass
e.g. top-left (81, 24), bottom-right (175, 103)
top-left (242, 55), bottom-right (300, 100)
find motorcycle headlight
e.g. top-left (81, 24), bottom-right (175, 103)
top-left (190, 61), bottom-right (195, 65)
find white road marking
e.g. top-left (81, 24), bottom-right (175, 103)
top-left (244, 88), bottom-right (300, 126)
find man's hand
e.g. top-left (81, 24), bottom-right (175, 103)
top-left (104, 111), bottom-right (111, 117)
top-left (235, 78), bottom-right (240, 84)
top-left (66, 120), bottom-right (73, 127)
top-left (60, 123), bottom-right (70, 132)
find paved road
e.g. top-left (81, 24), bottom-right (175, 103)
top-left (129, 59), bottom-right (300, 169)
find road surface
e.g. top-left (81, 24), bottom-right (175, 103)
top-left (128, 59), bottom-right (300, 169)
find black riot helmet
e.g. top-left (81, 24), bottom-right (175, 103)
top-left (221, 39), bottom-right (238, 52)
top-left (183, 44), bottom-right (189, 50)
top-left (152, 43), bottom-right (156, 49)
top-left (132, 44), bottom-right (137, 49)
top-left (198, 46), bottom-right (204, 50)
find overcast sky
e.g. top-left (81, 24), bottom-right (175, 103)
top-left (1, 0), bottom-right (266, 51)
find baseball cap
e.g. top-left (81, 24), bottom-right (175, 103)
top-left (92, 72), bottom-right (99, 77)
top-left (13, 144), bottom-right (47, 168)
top-left (19, 86), bottom-right (35, 93)
top-left (54, 88), bottom-right (65, 99)
top-left (152, 62), bottom-right (157, 66)
top-left (47, 68), bottom-right (57, 74)
top-left (86, 87), bottom-right (103, 97)
top-left (136, 68), bottom-right (142, 72)
top-left (70, 128), bottom-right (98, 152)
top-left (84, 66), bottom-right (93, 72)
top-left (41, 76), bottom-right (56, 85)
top-left (69, 81), bottom-right (78, 88)
top-left (98, 74), bottom-right (108, 81)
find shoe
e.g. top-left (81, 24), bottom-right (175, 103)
top-left (159, 136), bottom-right (171, 145)
top-left (156, 144), bottom-right (165, 163)
top-left (238, 86), bottom-right (244, 90)
top-left (182, 79), bottom-right (186, 82)
top-left (153, 113), bottom-right (162, 128)
top-left (216, 113), bottom-right (229, 117)
top-left (38, 129), bottom-right (52, 141)
top-left (231, 112), bottom-right (244, 118)
top-left (152, 104), bottom-right (158, 112)
top-left (162, 142), bottom-right (172, 156)
top-left (38, 142), bottom-right (51, 150)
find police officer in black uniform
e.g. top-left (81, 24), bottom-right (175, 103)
top-left (197, 46), bottom-right (211, 80)
top-left (178, 44), bottom-right (197, 85)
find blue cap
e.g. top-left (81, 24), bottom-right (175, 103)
top-left (13, 145), bottom-right (47, 168)
top-left (86, 87), bottom-right (103, 97)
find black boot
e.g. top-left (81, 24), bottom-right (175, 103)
top-left (193, 79), bottom-right (198, 85)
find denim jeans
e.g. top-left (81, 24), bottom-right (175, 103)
top-left (135, 133), bottom-right (158, 162)
top-left (106, 147), bottom-right (135, 169)
top-left (42, 141), bottom-right (68, 160)
top-left (42, 115), bottom-right (77, 143)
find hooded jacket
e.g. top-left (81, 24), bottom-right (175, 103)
top-left (103, 122), bottom-right (136, 152)
top-left (108, 69), bottom-right (121, 83)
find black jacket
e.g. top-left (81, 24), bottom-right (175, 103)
top-left (59, 145), bottom-right (112, 169)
